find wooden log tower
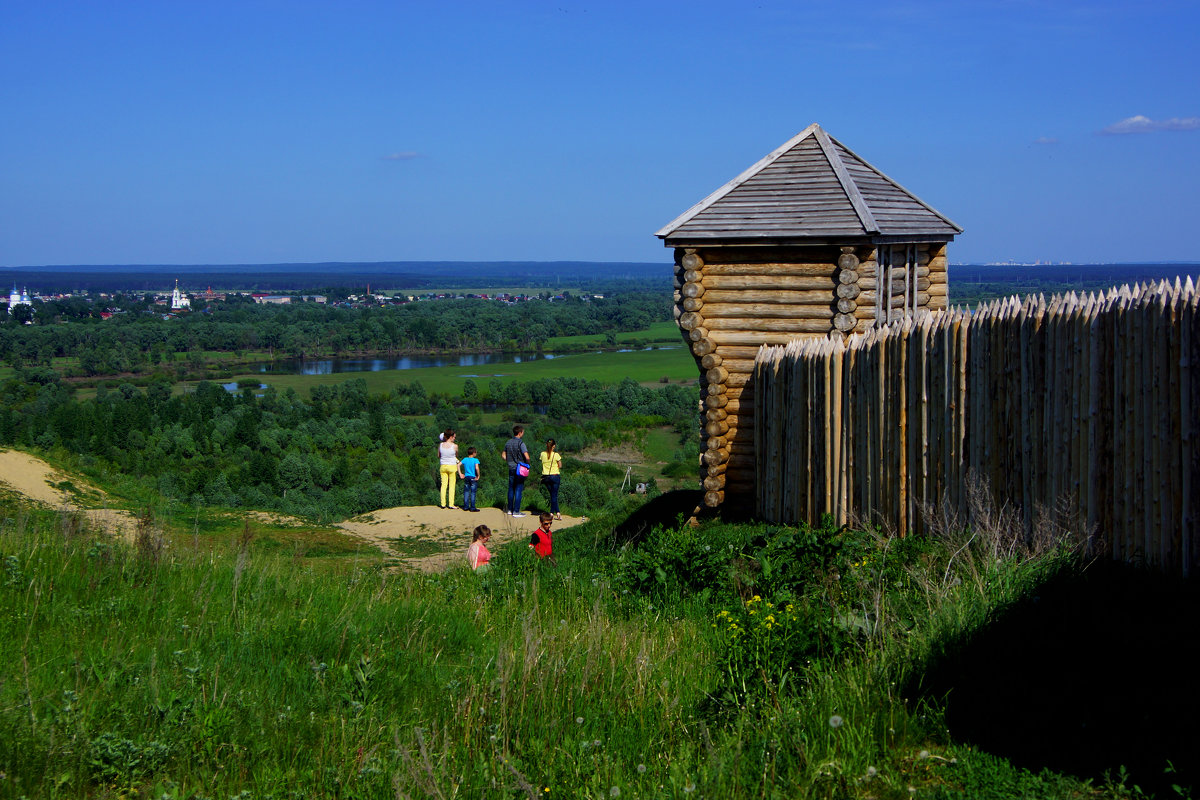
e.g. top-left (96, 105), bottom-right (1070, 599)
top-left (656, 123), bottom-right (963, 510)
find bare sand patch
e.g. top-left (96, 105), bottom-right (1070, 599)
top-left (575, 442), bottom-right (642, 464)
top-left (0, 449), bottom-right (139, 538)
top-left (241, 509), bottom-right (312, 528)
top-left (337, 506), bottom-right (587, 572)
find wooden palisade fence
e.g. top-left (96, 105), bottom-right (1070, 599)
top-left (753, 278), bottom-right (1198, 577)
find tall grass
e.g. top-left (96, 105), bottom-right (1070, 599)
top-left (0, 491), bottom-right (1134, 799)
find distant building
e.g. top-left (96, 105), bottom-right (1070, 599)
top-left (251, 294), bottom-right (292, 305)
top-left (171, 280), bottom-right (191, 310)
top-left (7, 285), bottom-right (32, 315)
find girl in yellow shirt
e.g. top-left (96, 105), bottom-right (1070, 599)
top-left (539, 438), bottom-right (563, 520)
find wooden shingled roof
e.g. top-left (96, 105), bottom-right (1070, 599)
top-left (657, 123), bottom-right (962, 246)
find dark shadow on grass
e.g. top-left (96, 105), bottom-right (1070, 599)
top-left (611, 489), bottom-right (705, 545)
top-left (913, 561), bottom-right (1200, 798)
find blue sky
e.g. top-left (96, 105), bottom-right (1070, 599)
top-left (2, 0), bottom-right (1198, 267)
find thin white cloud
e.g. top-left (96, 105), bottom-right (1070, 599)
top-left (381, 152), bottom-right (421, 161)
top-left (1033, 136), bottom-right (1059, 145)
top-left (1099, 115), bottom-right (1200, 135)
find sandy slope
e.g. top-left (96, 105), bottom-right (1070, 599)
top-left (337, 506), bottom-right (586, 572)
top-left (0, 449), bottom-right (139, 537)
top-left (0, 448), bottom-right (583, 571)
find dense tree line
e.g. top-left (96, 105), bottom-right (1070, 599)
top-left (0, 370), bottom-right (698, 521)
top-left (0, 291), bottom-right (670, 373)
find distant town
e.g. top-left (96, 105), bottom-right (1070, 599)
top-left (4, 280), bottom-right (596, 320)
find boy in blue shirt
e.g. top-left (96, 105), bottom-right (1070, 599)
top-left (460, 447), bottom-right (482, 512)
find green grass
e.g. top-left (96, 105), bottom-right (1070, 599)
top-left (219, 346), bottom-right (697, 398)
top-left (544, 320), bottom-right (682, 348)
top-left (641, 425), bottom-right (684, 465)
top-left (0, 489), bottom-right (1143, 799)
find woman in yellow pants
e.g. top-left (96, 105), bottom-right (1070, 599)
top-left (438, 429), bottom-right (462, 509)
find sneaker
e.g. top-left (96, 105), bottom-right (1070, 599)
top-left (511, 512), bottom-right (527, 518)
top-left (470, 508), bottom-right (480, 512)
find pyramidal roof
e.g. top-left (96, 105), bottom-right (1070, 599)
top-left (656, 123), bottom-right (962, 245)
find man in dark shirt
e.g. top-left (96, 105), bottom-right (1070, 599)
top-left (500, 425), bottom-right (531, 517)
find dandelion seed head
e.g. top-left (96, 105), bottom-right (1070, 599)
top-left (576, 716), bottom-right (584, 724)
top-left (918, 749), bottom-right (930, 760)
top-left (828, 715), bottom-right (844, 729)
top-left (610, 787), bottom-right (620, 797)
top-left (637, 764), bottom-right (646, 773)
top-left (866, 766), bottom-right (877, 778)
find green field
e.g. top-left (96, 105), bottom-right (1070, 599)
top-left (224, 345), bottom-right (697, 398)
top-left (544, 320), bottom-right (682, 348)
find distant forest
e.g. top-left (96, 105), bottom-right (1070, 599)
top-left (0, 291), bottom-right (670, 374)
top-left (0, 261), bottom-right (670, 293)
top-left (0, 371), bottom-right (698, 521)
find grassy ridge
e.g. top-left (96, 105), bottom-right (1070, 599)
top-left (2, 492), bottom-right (1142, 799)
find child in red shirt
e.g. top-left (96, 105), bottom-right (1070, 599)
top-left (530, 513), bottom-right (556, 565)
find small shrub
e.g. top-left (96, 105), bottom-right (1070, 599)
top-left (88, 732), bottom-right (172, 782)
top-left (711, 594), bottom-right (839, 701)
top-left (134, 509), bottom-right (165, 565)
top-left (661, 461), bottom-right (697, 479)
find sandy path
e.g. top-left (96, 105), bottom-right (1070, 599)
top-left (0, 449), bottom-right (139, 538)
top-left (337, 506), bottom-right (587, 572)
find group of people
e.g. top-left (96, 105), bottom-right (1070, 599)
top-left (437, 424), bottom-right (564, 574)
top-left (466, 512), bottom-right (556, 573)
top-left (437, 425), bottom-right (562, 519)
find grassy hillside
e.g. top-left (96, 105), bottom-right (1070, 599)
top-left (4, 486), bottom-right (1176, 799)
